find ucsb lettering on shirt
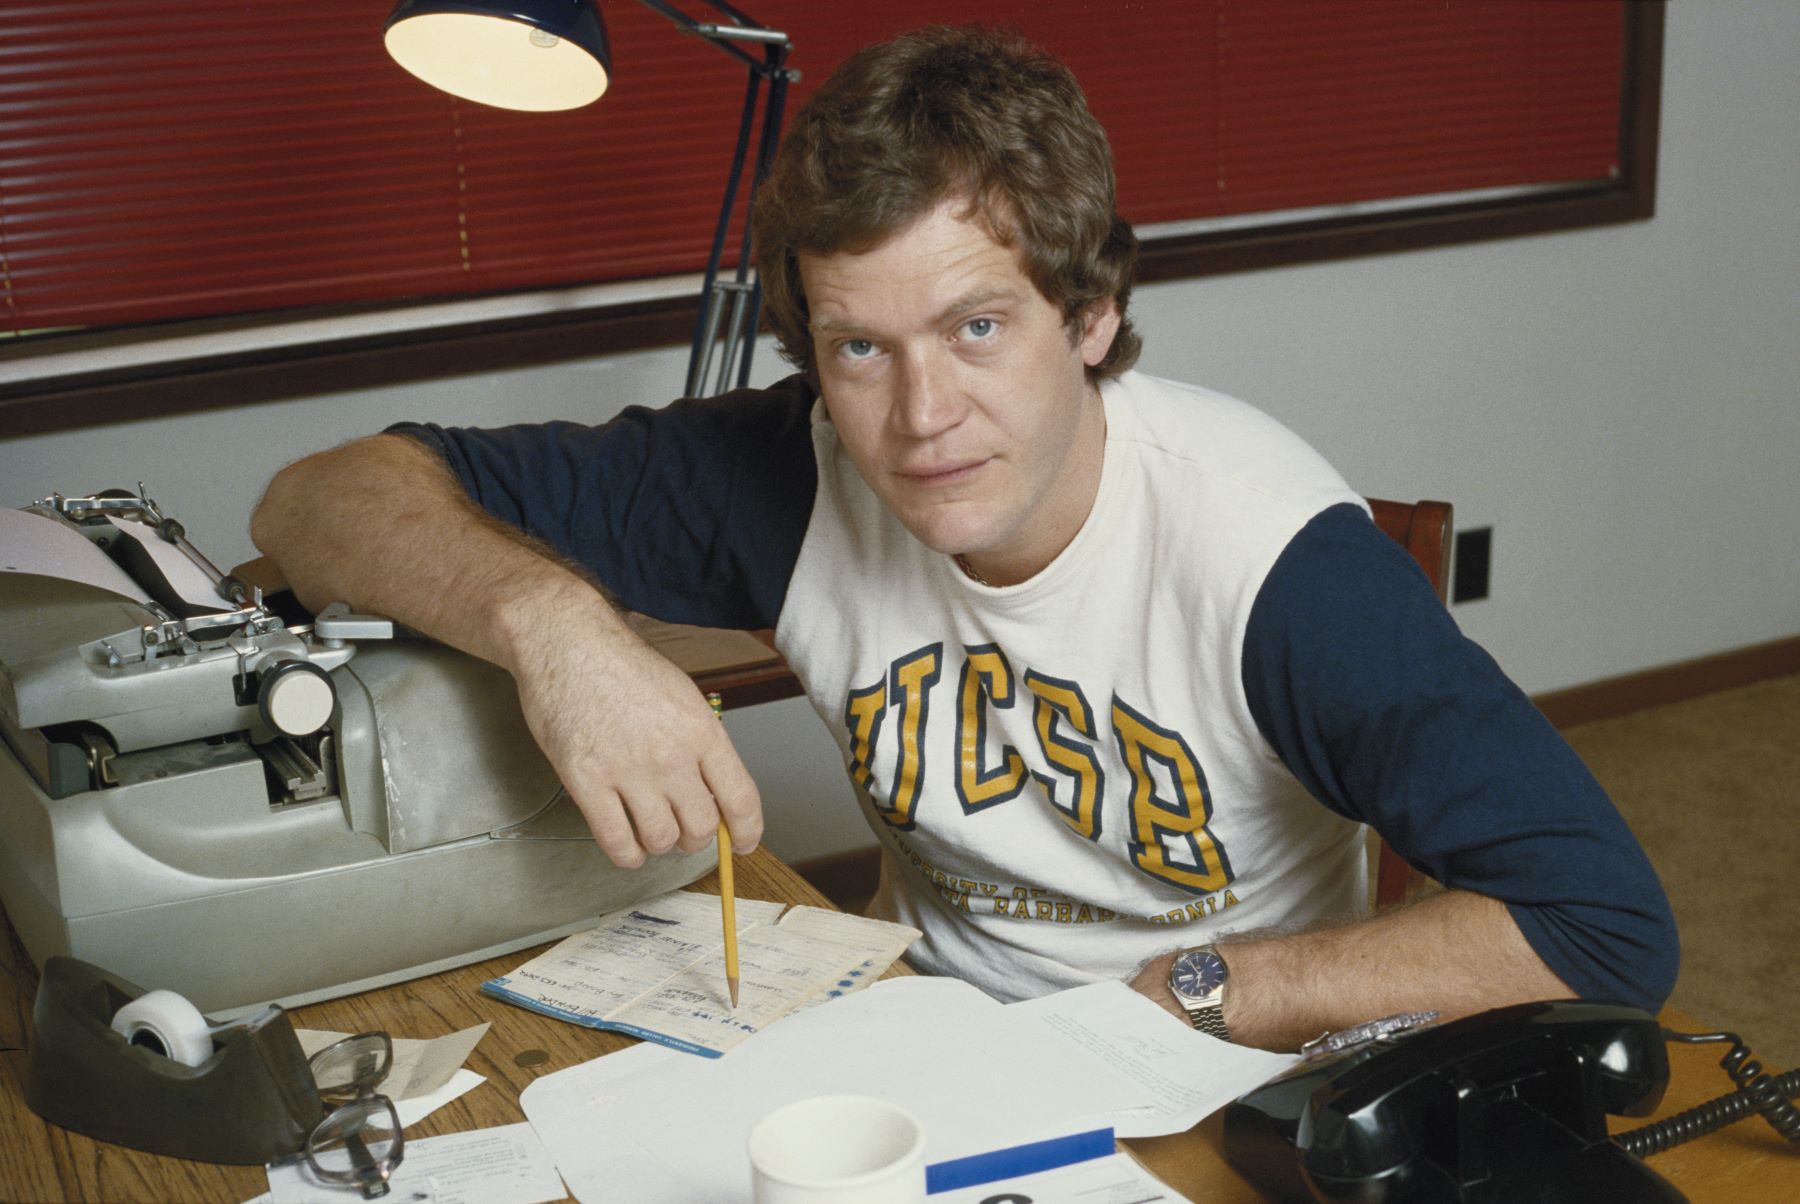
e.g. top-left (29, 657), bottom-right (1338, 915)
top-left (843, 641), bottom-right (1237, 898)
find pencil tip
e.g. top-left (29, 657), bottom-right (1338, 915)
top-left (729, 978), bottom-right (740, 1008)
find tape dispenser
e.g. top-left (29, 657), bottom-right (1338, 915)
top-left (25, 956), bottom-right (324, 1163)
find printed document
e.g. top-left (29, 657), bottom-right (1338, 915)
top-left (520, 976), bottom-right (1152, 1203)
top-left (264, 1123), bottom-right (564, 1204)
top-left (482, 888), bottom-right (919, 1056)
top-left (1009, 980), bottom-right (1298, 1137)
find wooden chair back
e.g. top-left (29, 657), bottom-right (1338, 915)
top-left (1366, 497), bottom-right (1454, 604)
top-left (1363, 496), bottom-right (1455, 907)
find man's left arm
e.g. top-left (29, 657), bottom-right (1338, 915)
top-left (1132, 886), bottom-right (1571, 1050)
top-left (1134, 503), bottom-right (1677, 1049)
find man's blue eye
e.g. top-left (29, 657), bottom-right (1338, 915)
top-left (965, 318), bottom-right (996, 338)
top-left (843, 339), bottom-right (875, 358)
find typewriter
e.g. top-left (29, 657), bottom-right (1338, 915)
top-left (0, 487), bottom-right (711, 1013)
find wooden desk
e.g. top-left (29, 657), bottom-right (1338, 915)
top-left (0, 850), bottom-right (836, 1203)
top-left (3, 854), bottom-right (1794, 1202)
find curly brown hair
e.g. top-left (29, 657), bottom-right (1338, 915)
top-left (752, 25), bottom-right (1141, 384)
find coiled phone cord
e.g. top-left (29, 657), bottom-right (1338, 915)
top-left (1613, 1030), bottom-right (1800, 1157)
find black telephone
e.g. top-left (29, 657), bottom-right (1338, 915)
top-left (1221, 999), bottom-right (1800, 1203)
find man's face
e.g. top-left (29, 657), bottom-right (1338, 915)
top-left (799, 199), bottom-right (1120, 586)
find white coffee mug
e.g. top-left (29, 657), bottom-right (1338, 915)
top-left (747, 1094), bottom-right (926, 1204)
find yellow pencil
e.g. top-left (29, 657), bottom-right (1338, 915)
top-left (718, 822), bottom-right (739, 1009)
top-left (708, 693), bottom-right (740, 1009)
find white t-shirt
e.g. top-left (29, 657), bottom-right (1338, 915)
top-left (775, 371), bottom-right (1367, 998)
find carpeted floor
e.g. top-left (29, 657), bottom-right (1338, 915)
top-left (1562, 673), bottom-right (1800, 1073)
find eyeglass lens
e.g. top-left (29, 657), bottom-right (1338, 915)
top-left (305, 1032), bottom-right (403, 1197)
top-left (307, 1094), bottom-right (403, 1198)
top-left (309, 1031), bottom-right (393, 1099)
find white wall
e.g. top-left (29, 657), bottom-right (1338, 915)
top-left (3, 3), bottom-right (1795, 864)
top-left (1127, 1), bottom-right (1800, 695)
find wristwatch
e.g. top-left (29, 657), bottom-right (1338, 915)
top-left (1168, 945), bottom-right (1231, 1041)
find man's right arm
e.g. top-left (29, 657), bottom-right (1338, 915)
top-left (250, 432), bottom-right (762, 866)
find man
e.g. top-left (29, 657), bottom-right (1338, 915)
top-left (253, 26), bottom-right (1676, 1051)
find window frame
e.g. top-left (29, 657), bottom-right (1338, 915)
top-left (0, 3), bottom-right (1662, 438)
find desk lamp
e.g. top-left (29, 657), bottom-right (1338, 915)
top-left (383, 0), bottom-right (795, 397)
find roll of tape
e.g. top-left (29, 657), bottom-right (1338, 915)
top-left (110, 989), bottom-right (216, 1067)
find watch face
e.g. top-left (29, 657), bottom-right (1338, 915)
top-left (1171, 949), bottom-right (1227, 998)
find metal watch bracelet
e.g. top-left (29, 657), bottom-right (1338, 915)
top-left (1297, 1010), bottom-right (1441, 1059)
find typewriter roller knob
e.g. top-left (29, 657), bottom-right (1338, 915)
top-left (256, 659), bottom-right (337, 737)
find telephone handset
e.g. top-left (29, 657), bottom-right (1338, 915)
top-left (1221, 999), bottom-right (1800, 1203)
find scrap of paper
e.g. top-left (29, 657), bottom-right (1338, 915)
top-left (264, 1122), bottom-right (564, 1204)
top-left (482, 888), bottom-right (919, 1056)
top-left (1008, 979), bottom-right (1298, 1137)
top-left (394, 1069), bottom-right (485, 1127)
top-left (295, 1023), bottom-right (490, 1101)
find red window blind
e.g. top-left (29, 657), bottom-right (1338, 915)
top-left (0, 1), bottom-right (1626, 338)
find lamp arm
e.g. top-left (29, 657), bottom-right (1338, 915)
top-left (639, 0), bottom-right (792, 397)
top-left (686, 67), bottom-right (762, 396)
top-left (727, 59), bottom-right (787, 390)
top-left (693, 24), bottom-right (788, 46)
top-left (637, 0), bottom-right (789, 69)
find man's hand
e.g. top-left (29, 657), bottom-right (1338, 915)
top-left (1127, 950), bottom-right (1186, 1024)
top-left (499, 583), bottom-right (763, 868)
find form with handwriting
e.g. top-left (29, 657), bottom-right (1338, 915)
top-left (481, 889), bottom-right (919, 1057)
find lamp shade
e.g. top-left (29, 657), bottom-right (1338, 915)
top-left (383, 0), bottom-right (611, 111)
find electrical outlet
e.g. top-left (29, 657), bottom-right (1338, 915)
top-left (1453, 527), bottom-right (1492, 604)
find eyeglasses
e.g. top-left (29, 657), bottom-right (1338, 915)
top-left (304, 1032), bottom-right (406, 1198)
